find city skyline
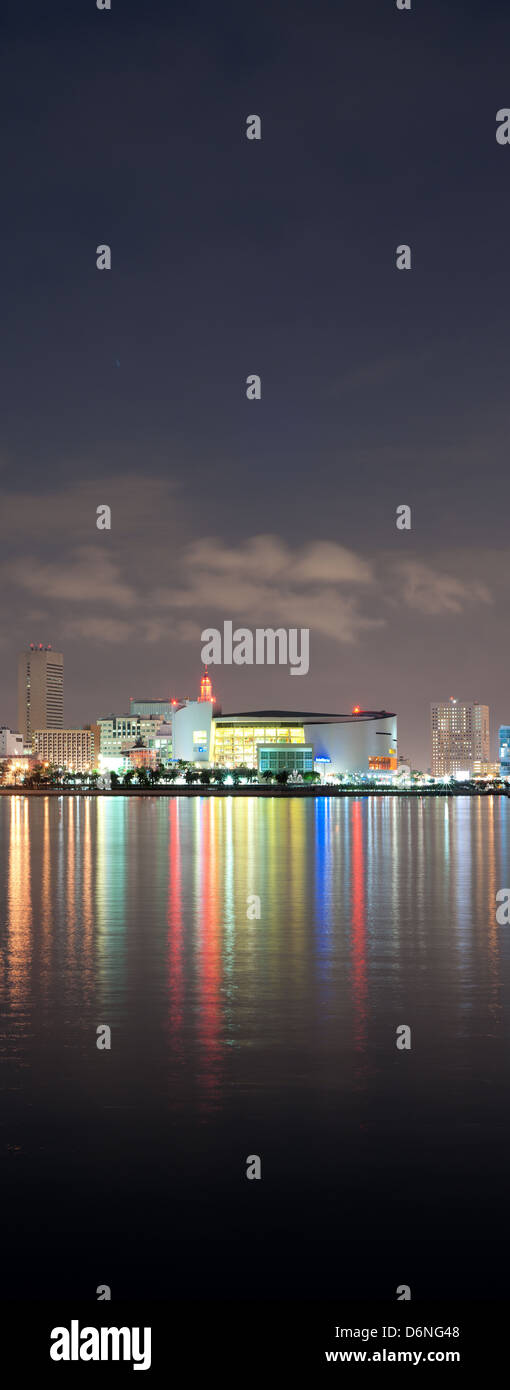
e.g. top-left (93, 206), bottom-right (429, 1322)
top-left (3, 637), bottom-right (508, 772)
top-left (3, 638), bottom-right (509, 778)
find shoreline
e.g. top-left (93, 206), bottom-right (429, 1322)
top-left (0, 786), bottom-right (508, 799)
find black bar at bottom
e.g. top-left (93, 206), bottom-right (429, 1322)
top-left (1, 1300), bottom-right (502, 1376)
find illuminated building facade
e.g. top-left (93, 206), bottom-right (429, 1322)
top-left (257, 744), bottom-right (314, 775)
top-left (499, 726), bottom-right (510, 777)
top-left (17, 644), bottom-right (63, 747)
top-left (212, 717), bottom-right (305, 768)
top-left (154, 722), bottom-right (173, 764)
top-left (431, 699), bottom-right (490, 776)
top-left (128, 741), bottom-right (156, 769)
top-left (33, 728), bottom-right (92, 771)
top-left (97, 714), bottom-right (163, 757)
top-left (198, 667), bottom-right (214, 703)
top-left (212, 710), bottom-right (397, 776)
top-left (172, 700), bottom-right (213, 764)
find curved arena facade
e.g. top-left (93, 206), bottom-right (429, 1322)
top-left (211, 710), bottom-right (397, 777)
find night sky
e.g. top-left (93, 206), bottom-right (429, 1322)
top-left (1, 0), bottom-right (509, 768)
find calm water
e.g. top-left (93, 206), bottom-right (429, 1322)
top-left (1, 794), bottom-right (509, 1300)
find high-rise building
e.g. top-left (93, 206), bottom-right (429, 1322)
top-left (17, 644), bottom-right (63, 747)
top-left (431, 699), bottom-right (490, 776)
top-left (499, 726), bottom-right (510, 777)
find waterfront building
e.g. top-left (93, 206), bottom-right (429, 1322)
top-left (83, 722), bottom-right (101, 764)
top-left (257, 743), bottom-right (314, 776)
top-left (97, 714), bottom-right (163, 757)
top-left (0, 727), bottom-right (24, 758)
top-left (154, 721), bottom-right (173, 764)
top-left (17, 644), bottom-right (63, 747)
top-left (431, 699), bottom-right (490, 776)
top-left (211, 709), bottom-right (397, 777)
top-left (128, 739), bottom-right (156, 770)
top-left (499, 726), bottom-right (510, 777)
top-left (33, 728), bottom-right (92, 772)
top-left (172, 700), bottom-right (213, 765)
top-left (473, 760), bottom-right (500, 778)
top-left (213, 714), bottom-right (306, 768)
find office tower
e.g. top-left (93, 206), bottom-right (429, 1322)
top-left (431, 698), bottom-right (490, 776)
top-left (499, 726), bottom-right (510, 777)
top-left (17, 644), bottom-right (64, 747)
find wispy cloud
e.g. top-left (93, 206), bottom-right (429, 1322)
top-left (5, 549), bottom-right (136, 608)
top-left (154, 536), bottom-right (381, 644)
top-left (389, 559), bottom-right (492, 616)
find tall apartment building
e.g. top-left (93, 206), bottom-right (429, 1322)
top-left (431, 699), bottom-right (490, 776)
top-left (33, 729), bottom-right (92, 772)
top-left (17, 644), bottom-right (64, 747)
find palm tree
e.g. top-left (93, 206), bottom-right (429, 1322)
top-left (185, 767), bottom-right (200, 785)
top-left (163, 765), bottom-right (180, 784)
top-left (237, 764), bottom-right (257, 783)
top-left (262, 770), bottom-right (273, 784)
top-left (199, 769), bottom-right (211, 786)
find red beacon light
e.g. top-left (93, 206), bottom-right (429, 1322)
top-left (352, 705), bottom-right (361, 715)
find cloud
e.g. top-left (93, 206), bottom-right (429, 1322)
top-left (389, 559), bottom-right (492, 615)
top-left (61, 617), bottom-right (132, 644)
top-left (155, 535), bottom-right (381, 645)
top-left (293, 541), bottom-right (373, 584)
top-left (5, 549), bottom-right (136, 608)
top-left (0, 476), bottom-right (496, 662)
top-left (0, 471), bottom-right (181, 545)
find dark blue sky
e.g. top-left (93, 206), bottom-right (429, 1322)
top-left (1, 0), bottom-right (509, 766)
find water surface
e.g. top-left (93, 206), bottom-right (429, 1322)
top-left (1, 795), bottom-right (508, 1299)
